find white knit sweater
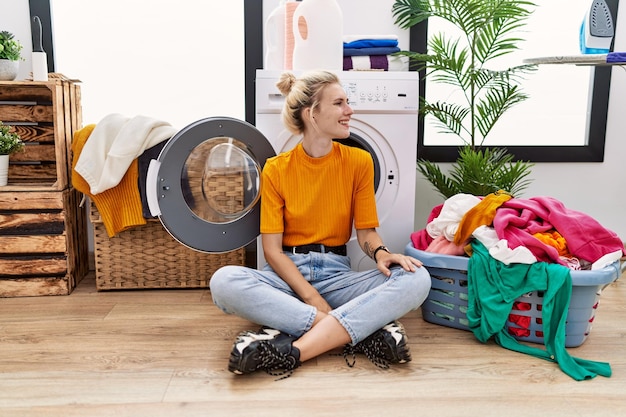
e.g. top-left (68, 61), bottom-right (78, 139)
top-left (74, 113), bottom-right (178, 195)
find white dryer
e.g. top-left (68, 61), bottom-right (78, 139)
top-left (255, 70), bottom-right (419, 271)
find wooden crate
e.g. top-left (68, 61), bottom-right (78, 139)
top-left (0, 187), bottom-right (90, 297)
top-left (0, 75), bottom-right (81, 191)
top-left (90, 203), bottom-right (246, 290)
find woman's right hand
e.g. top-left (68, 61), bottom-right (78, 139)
top-left (302, 291), bottom-right (333, 314)
top-left (262, 233), bottom-right (333, 313)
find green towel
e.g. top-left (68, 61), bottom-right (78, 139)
top-left (467, 241), bottom-right (611, 380)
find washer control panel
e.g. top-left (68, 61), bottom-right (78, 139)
top-left (256, 70), bottom-right (419, 114)
top-left (341, 78), bottom-right (418, 112)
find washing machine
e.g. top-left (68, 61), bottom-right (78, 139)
top-left (144, 70), bottom-right (418, 272)
top-left (146, 116), bottom-right (275, 254)
top-left (255, 69), bottom-right (419, 271)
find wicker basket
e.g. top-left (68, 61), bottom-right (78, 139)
top-left (90, 202), bottom-right (245, 291)
top-left (405, 242), bottom-right (621, 347)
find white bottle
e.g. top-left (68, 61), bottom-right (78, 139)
top-left (292, 0), bottom-right (343, 71)
top-left (264, 0), bottom-right (286, 70)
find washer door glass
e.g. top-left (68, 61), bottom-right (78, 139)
top-left (150, 117), bottom-right (275, 253)
top-left (183, 139), bottom-right (260, 224)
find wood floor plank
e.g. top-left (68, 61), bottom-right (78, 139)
top-left (0, 271), bottom-right (624, 417)
top-left (2, 395), bottom-right (623, 417)
top-left (0, 370), bottom-right (173, 407)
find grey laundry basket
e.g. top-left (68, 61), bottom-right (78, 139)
top-left (405, 242), bottom-right (621, 347)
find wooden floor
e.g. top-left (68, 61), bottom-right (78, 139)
top-left (1, 270), bottom-right (625, 417)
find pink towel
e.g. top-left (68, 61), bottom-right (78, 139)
top-left (493, 196), bottom-right (625, 265)
top-left (410, 204), bottom-right (443, 250)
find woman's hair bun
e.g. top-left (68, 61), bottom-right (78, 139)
top-left (276, 72), bottom-right (297, 96)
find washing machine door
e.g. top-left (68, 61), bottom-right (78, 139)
top-left (146, 117), bottom-right (276, 253)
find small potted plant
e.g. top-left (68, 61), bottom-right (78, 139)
top-left (0, 30), bottom-right (23, 81)
top-left (0, 121), bottom-right (24, 186)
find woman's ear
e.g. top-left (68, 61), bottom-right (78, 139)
top-left (303, 107), bottom-right (313, 122)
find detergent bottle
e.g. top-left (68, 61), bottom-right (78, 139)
top-left (264, 0), bottom-right (286, 70)
top-left (291, 0), bottom-right (343, 71)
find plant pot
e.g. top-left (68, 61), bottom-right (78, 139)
top-left (0, 59), bottom-right (19, 81)
top-left (0, 154), bottom-right (8, 186)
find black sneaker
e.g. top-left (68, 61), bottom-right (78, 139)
top-left (343, 321), bottom-right (411, 369)
top-left (228, 327), bottom-right (301, 378)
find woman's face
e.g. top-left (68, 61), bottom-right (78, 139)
top-left (309, 82), bottom-right (353, 139)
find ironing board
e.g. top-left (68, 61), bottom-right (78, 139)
top-left (523, 53), bottom-right (626, 66)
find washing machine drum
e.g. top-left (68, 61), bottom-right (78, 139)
top-left (146, 117), bottom-right (276, 253)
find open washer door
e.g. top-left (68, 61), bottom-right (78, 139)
top-left (146, 117), bottom-right (276, 253)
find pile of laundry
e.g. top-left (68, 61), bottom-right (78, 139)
top-left (410, 191), bottom-right (625, 381)
top-left (411, 191), bottom-right (624, 270)
top-left (342, 35), bottom-right (408, 71)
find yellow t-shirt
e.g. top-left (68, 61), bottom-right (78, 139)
top-left (261, 142), bottom-right (379, 246)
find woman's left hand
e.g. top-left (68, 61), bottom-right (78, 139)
top-left (376, 252), bottom-right (423, 277)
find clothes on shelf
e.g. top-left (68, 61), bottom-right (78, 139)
top-left (342, 35), bottom-right (408, 71)
top-left (343, 55), bottom-right (409, 72)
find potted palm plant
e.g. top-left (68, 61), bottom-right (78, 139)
top-left (0, 121), bottom-right (24, 186)
top-left (392, 0), bottom-right (536, 198)
top-left (0, 30), bottom-right (23, 81)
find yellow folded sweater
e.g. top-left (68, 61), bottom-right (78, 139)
top-left (72, 124), bottom-right (147, 237)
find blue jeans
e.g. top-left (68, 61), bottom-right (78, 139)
top-left (209, 251), bottom-right (431, 344)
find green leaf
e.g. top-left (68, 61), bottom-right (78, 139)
top-left (417, 146), bottom-right (534, 198)
top-left (0, 30), bottom-right (23, 61)
top-left (0, 121), bottom-right (24, 155)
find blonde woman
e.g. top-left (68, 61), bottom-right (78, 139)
top-left (210, 70), bottom-right (431, 378)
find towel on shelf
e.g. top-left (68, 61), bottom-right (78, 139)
top-left (343, 34), bottom-right (398, 43)
top-left (343, 35), bottom-right (399, 53)
top-left (73, 113), bottom-right (178, 195)
top-left (343, 39), bottom-right (399, 49)
top-left (343, 55), bottom-right (409, 71)
top-left (343, 46), bottom-right (401, 57)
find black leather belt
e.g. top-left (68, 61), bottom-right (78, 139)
top-left (283, 244), bottom-right (347, 256)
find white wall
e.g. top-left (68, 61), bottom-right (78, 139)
top-left (51, 0), bottom-right (246, 129)
top-left (0, 0), bottom-right (34, 81)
